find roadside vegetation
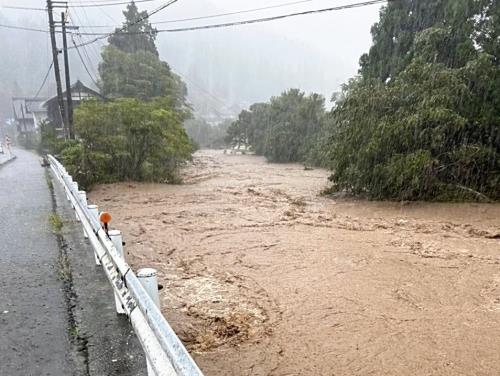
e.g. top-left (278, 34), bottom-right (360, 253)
top-left (226, 0), bottom-right (499, 201)
top-left (48, 213), bottom-right (64, 234)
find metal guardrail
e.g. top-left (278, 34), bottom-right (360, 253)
top-left (48, 155), bottom-right (204, 376)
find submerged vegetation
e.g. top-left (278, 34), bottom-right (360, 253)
top-left (228, 0), bottom-right (499, 201)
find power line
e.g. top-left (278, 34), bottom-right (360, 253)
top-left (69, 8), bottom-right (104, 76)
top-left (79, 0), bottom-right (325, 28)
top-left (72, 0), bottom-right (158, 8)
top-left (71, 35), bottom-right (100, 87)
top-left (70, 0), bottom-right (179, 49)
top-left (80, 38), bottom-right (101, 79)
top-left (34, 60), bottom-right (54, 99)
top-left (0, 5), bottom-right (46, 11)
top-left (0, 0), bottom-right (385, 42)
top-left (71, 0), bottom-right (155, 3)
top-left (163, 0), bottom-right (387, 33)
top-left (0, 23), bottom-right (49, 33)
top-left (177, 72), bottom-right (227, 107)
top-left (0, 0), bottom-right (157, 11)
top-left (75, 0), bottom-right (386, 36)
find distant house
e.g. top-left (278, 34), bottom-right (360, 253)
top-left (43, 80), bottom-right (104, 132)
top-left (12, 97), bottom-right (48, 135)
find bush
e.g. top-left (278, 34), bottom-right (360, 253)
top-left (61, 98), bottom-right (193, 189)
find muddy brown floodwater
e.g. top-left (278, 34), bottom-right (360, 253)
top-left (90, 150), bottom-right (500, 376)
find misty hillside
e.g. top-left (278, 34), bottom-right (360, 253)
top-left (158, 28), bottom-right (343, 119)
top-left (0, 0), bottom-right (365, 121)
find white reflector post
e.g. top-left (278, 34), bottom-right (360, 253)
top-left (87, 204), bottom-right (101, 266)
top-left (138, 268), bottom-right (161, 376)
top-left (109, 229), bottom-right (126, 315)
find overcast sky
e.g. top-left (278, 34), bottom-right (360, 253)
top-left (0, 0), bottom-right (382, 75)
top-left (0, 0), bottom-right (383, 110)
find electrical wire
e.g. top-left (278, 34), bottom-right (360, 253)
top-left (72, 0), bottom-right (158, 8)
top-left (177, 72), bottom-right (227, 107)
top-left (70, 0), bottom-right (155, 3)
top-left (79, 0), bottom-right (325, 28)
top-left (34, 60), bottom-right (54, 98)
top-left (0, 5), bottom-right (46, 11)
top-left (0, 0), bottom-right (385, 43)
top-left (69, 8), bottom-right (103, 77)
top-left (71, 35), bottom-right (100, 87)
top-left (70, 0), bottom-right (179, 48)
top-left (0, 0), bottom-right (157, 11)
top-left (0, 23), bottom-right (49, 33)
top-left (76, 0), bottom-right (386, 36)
top-left (81, 38), bottom-right (101, 78)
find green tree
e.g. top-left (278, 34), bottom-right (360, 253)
top-left (226, 89), bottom-right (325, 163)
top-left (98, 1), bottom-right (187, 105)
top-left (359, 0), bottom-right (479, 81)
top-left (325, 0), bottom-right (500, 201)
top-left (99, 46), bottom-right (186, 103)
top-left (108, 1), bottom-right (158, 55)
top-left (62, 98), bottom-right (193, 188)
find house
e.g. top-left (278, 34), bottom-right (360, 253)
top-left (43, 80), bottom-right (104, 133)
top-left (12, 97), bottom-right (48, 135)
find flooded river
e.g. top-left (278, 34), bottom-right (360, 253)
top-left (90, 150), bottom-right (500, 376)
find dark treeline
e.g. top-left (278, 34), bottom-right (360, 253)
top-left (227, 0), bottom-right (500, 201)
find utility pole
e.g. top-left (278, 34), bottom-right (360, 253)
top-left (61, 11), bottom-right (74, 139)
top-left (47, 0), bottom-right (67, 139)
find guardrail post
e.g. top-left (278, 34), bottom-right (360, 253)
top-left (138, 268), bottom-right (161, 376)
top-left (64, 176), bottom-right (72, 201)
top-left (109, 230), bottom-right (126, 315)
top-left (72, 182), bottom-right (80, 220)
top-left (48, 155), bottom-right (205, 376)
top-left (79, 191), bottom-right (88, 238)
top-left (87, 204), bottom-right (102, 266)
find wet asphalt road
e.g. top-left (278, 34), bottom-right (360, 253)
top-left (0, 148), bottom-right (75, 375)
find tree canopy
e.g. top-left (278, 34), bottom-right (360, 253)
top-left (108, 1), bottom-right (158, 56)
top-left (326, 0), bottom-right (499, 200)
top-left (98, 1), bottom-right (187, 105)
top-left (226, 89), bottom-right (326, 163)
top-left (62, 98), bottom-right (192, 188)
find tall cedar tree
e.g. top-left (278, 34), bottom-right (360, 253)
top-left (108, 1), bottom-right (158, 56)
top-left (99, 1), bottom-right (187, 105)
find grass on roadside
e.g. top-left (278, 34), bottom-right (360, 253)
top-left (45, 173), bottom-right (53, 190)
top-left (49, 213), bottom-right (64, 234)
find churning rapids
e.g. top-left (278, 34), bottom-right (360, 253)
top-left (90, 150), bottom-right (500, 376)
